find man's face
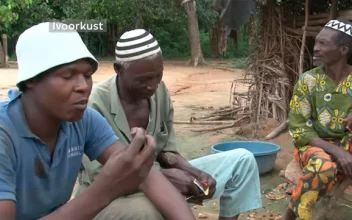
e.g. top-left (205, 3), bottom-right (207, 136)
top-left (27, 59), bottom-right (94, 121)
top-left (117, 54), bottom-right (163, 99)
top-left (313, 28), bottom-right (345, 67)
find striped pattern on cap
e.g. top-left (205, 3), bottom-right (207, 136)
top-left (115, 29), bottom-right (161, 62)
top-left (325, 20), bottom-right (352, 37)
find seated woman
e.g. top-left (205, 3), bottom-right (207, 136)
top-left (285, 19), bottom-right (352, 220)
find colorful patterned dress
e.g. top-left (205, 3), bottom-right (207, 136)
top-left (288, 66), bottom-right (352, 220)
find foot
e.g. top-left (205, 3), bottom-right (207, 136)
top-left (284, 208), bottom-right (296, 220)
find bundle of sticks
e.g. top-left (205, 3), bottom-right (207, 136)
top-left (174, 106), bottom-right (250, 133)
top-left (242, 3), bottom-right (300, 125)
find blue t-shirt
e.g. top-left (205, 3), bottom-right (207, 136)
top-left (0, 89), bottom-right (119, 219)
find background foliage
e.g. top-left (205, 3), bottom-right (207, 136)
top-left (0, 0), bottom-right (249, 61)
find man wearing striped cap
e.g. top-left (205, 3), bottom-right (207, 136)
top-left (78, 29), bottom-right (262, 220)
top-left (285, 19), bottom-right (352, 220)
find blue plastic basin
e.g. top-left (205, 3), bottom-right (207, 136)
top-left (211, 141), bottom-right (281, 175)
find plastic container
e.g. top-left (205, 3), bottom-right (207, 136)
top-left (211, 141), bottom-right (281, 174)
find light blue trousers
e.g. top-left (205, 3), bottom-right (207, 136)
top-left (190, 148), bottom-right (262, 217)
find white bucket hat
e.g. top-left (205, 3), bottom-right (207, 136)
top-left (15, 22), bottom-right (98, 87)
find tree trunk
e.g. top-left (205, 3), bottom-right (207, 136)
top-left (299, 0), bottom-right (310, 75)
top-left (228, 30), bottom-right (238, 46)
top-left (210, 20), bottom-right (228, 58)
top-left (183, 0), bottom-right (205, 66)
top-left (1, 34), bottom-right (8, 68)
top-left (0, 41), bottom-right (4, 67)
top-left (247, 15), bottom-right (255, 50)
top-left (134, 0), bottom-right (143, 29)
top-left (84, 33), bottom-right (89, 46)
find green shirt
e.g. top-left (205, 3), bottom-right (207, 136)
top-left (289, 66), bottom-right (352, 148)
top-left (78, 75), bottom-right (179, 190)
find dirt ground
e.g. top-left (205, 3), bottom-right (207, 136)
top-left (1, 61), bottom-right (350, 219)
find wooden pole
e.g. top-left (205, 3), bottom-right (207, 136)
top-left (0, 42), bottom-right (3, 67)
top-left (265, 120), bottom-right (289, 140)
top-left (1, 34), bottom-right (8, 68)
top-left (329, 0), bottom-right (338, 20)
top-left (299, 0), bottom-right (310, 75)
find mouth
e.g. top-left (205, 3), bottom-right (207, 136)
top-left (313, 56), bottom-right (321, 60)
top-left (73, 99), bottom-right (88, 110)
top-left (143, 93), bottom-right (154, 98)
top-left (145, 89), bottom-right (157, 96)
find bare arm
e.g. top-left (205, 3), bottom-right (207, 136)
top-left (309, 137), bottom-right (341, 156)
top-left (158, 151), bottom-right (201, 177)
top-left (40, 179), bottom-right (113, 220)
top-left (157, 87), bottom-right (215, 202)
top-left (0, 130), bottom-right (18, 220)
top-left (0, 169), bottom-right (116, 220)
top-left (157, 87), bottom-right (201, 178)
top-left (0, 188), bottom-right (112, 220)
top-left (0, 201), bottom-right (15, 220)
top-left (140, 166), bottom-right (195, 220)
top-left (97, 142), bottom-right (196, 220)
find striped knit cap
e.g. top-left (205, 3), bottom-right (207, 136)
top-left (115, 29), bottom-right (162, 62)
top-left (325, 20), bottom-right (352, 37)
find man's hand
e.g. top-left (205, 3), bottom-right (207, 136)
top-left (343, 113), bottom-right (352, 132)
top-left (95, 127), bottom-right (156, 201)
top-left (161, 168), bottom-right (217, 205)
top-left (187, 171), bottom-right (216, 205)
top-left (196, 171), bottom-right (217, 199)
top-left (160, 168), bottom-right (202, 197)
top-left (333, 147), bottom-right (352, 178)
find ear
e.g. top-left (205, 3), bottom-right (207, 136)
top-left (24, 78), bottom-right (38, 89)
top-left (341, 45), bottom-right (349, 56)
top-left (113, 62), bottom-right (123, 76)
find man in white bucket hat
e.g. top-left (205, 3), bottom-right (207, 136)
top-left (0, 22), bottom-right (195, 220)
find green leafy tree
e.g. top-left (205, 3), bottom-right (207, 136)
top-left (0, 0), bottom-right (37, 31)
top-left (1, 0), bottom-right (53, 59)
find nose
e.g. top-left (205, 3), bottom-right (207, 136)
top-left (75, 74), bottom-right (90, 93)
top-left (146, 83), bottom-right (157, 92)
top-left (146, 78), bottom-right (160, 92)
top-left (313, 43), bottom-right (320, 54)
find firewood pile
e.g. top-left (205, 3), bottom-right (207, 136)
top-left (232, 1), bottom-right (301, 128)
top-left (174, 105), bottom-right (250, 133)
